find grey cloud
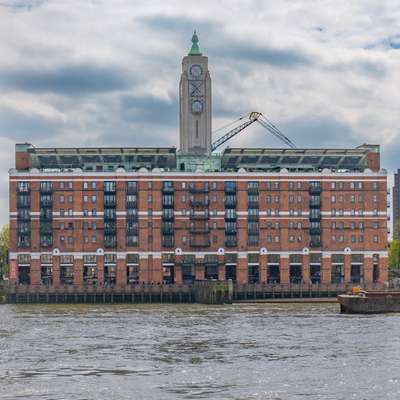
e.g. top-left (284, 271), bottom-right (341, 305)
top-left (0, 63), bottom-right (133, 96)
top-left (0, 0), bottom-right (46, 11)
top-left (139, 14), bottom-right (312, 68)
top-left (279, 115), bottom-right (355, 148)
top-left (137, 14), bottom-right (217, 37)
top-left (210, 42), bottom-right (313, 68)
top-left (0, 107), bottom-right (62, 141)
top-left (120, 95), bottom-right (178, 126)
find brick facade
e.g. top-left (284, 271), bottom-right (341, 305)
top-left (9, 170), bottom-right (389, 287)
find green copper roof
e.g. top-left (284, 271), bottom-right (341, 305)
top-left (188, 30), bottom-right (202, 55)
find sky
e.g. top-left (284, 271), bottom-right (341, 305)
top-left (0, 0), bottom-right (399, 227)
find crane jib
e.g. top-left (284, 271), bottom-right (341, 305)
top-left (211, 112), bottom-right (296, 151)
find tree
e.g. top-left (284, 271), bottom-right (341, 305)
top-left (389, 221), bottom-right (400, 278)
top-left (0, 224), bottom-right (9, 279)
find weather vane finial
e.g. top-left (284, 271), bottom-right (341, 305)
top-left (189, 30), bottom-right (202, 55)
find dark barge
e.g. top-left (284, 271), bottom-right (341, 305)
top-left (338, 290), bottom-right (400, 314)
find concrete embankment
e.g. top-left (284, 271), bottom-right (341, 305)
top-left (2, 282), bottom-right (370, 305)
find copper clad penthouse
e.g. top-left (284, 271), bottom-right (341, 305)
top-left (9, 33), bottom-right (389, 288)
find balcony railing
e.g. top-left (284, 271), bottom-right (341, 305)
top-left (247, 201), bottom-right (259, 208)
top-left (190, 198), bottom-right (209, 207)
top-left (126, 201), bottom-right (137, 209)
top-left (189, 187), bottom-right (209, 194)
top-left (126, 186), bottom-right (138, 194)
top-left (162, 212), bottom-right (174, 221)
top-left (310, 240), bottom-right (321, 248)
top-left (190, 212), bottom-right (209, 220)
top-left (40, 199), bottom-right (53, 207)
top-left (189, 240), bottom-right (211, 248)
top-left (224, 199), bottom-right (236, 207)
top-left (309, 214), bottom-right (321, 222)
top-left (162, 187), bottom-right (174, 193)
top-left (224, 187), bottom-right (236, 194)
top-left (309, 227), bottom-right (321, 235)
top-left (247, 187), bottom-right (259, 195)
top-left (190, 226), bottom-right (210, 234)
top-left (309, 186), bottom-right (322, 195)
top-left (40, 186), bottom-right (52, 194)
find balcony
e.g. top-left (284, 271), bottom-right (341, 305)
top-left (225, 213), bottom-right (237, 221)
top-left (190, 239), bottom-right (211, 248)
top-left (126, 201), bottom-right (137, 209)
top-left (40, 225), bottom-right (53, 235)
top-left (40, 236), bottom-right (53, 248)
top-left (224, 186), bottom-right (236, 194)
top-left (310, 240), bottom-right (321, 248)
top-left (104, 212), bottom-right (116, 221)
top-left (104, 185), bottom-right (116, 194)
top-left (17, 197), bottom-right (31, 208)
top-left (40, 213), bottom-right (53, 222)
top-left (248, 213), bottom-right (259, 221)
top-left (309, 213), bottom-right (321, 222)
top-left (126, 212), bottom-right (138, 221)
top-left (104, 236), bottom-right (117, 248)
top-left (309, 199), bottom-right (321, 207)
top-left (126, 186), bottom-right (138, 194)
top-left (247, 201), bottom-right (259, 209)
top-left (105, 226), bottom-right (117, 235)
top-left (190, 199), bottom-right (209, 207)
top-left (17, 212), bottom-right (30, 221)
top-left (309, 186), bottom-right (322, 195)
top-left (162, 202), bottom-right (174, 209)
top-left (162, 226), bottom-right (174, 235)
top-left (224, 198), bottom-right (236, 208)
top-left (189, 186), bottom-right (209, 194)
top-left (190, 225), bottom-right (210, 234)
top-left (162, 212), bottom-right (174, 221)
top-left (247, 187), bottom-right (259, 195)
top-left (104, 198), bottom-right (116, 207)
top-left (225, 237), bottom-right (237, 247)
top-left (162, 237), bottom-right (174, 248)
top-left (190, 212), bottom-right (209, 220)
top-left (40, 199), bottom-right (53, 208)
top-left (162, 186), bottom-right (174, 194)
top-left (40, 186), bottom-right (52, 194)
top-left (310, 227), bottom-right (321, 235)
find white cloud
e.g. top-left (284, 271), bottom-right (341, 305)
top-left (0, 0), bottom-right (399, 227)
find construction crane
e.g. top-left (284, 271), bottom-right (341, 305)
top-left (211, 112), bottom-right (296, 151)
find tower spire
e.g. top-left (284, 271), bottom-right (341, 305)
top-left (188, 30), bottom-right (202, 56)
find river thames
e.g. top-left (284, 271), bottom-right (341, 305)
top-left (0, 303), bottom-right (399, 399)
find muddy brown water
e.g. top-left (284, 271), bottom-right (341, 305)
top-left (0, 303), bottom-right (399, 399)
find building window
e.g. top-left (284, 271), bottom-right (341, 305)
top-left (60, 209), bottom-right (65, 217)
top-left (83, 182), bottom-right (88, 190)
top-left (92, 209), bottom-right (97, 216)
top-left (60, 195), bottom-right (65, 203)
top-left (68, 195), bottom-right (73, 203)
top-left (331, 182), bottom-right (336, 189)
top-left (181, 194), bottom-right (186, 203)
top-left (68, 209), bottom-right (73, 216)
top-left (84, 236), bottom-right (89, 243)
top-left (60, 182), bottom-right (65, 189)
top-left (148, 195), bottom-right (153, 203)
top-left (83, 195), bottom-right (88, 203)
top-left (92, 236), bottom-right (96, 243)
top-left (147, 181), bottom-right (152, 189)
top-left (68, 236), bottom-right (73, 244)
top-left (92, 195), bottom-right (97, 203)
top-left (331, 195), bottom-right (336, 203)
top-left (83, 209), bottom-right (88, 216)
top-left (373, 236), bottom-right (379, 243)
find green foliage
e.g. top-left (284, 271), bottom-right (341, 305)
top-left (389, 239), bottom-right (400, 278)
top-left (0, 224), bottom-right (9, 278)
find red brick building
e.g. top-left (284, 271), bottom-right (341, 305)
top-left (8, 34), bottom-right (389, 288)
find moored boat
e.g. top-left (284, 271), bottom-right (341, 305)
top-left (338, 288), bottom-right (400, 314)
